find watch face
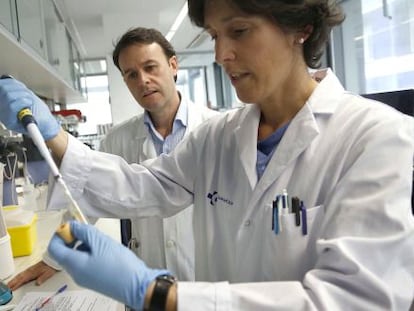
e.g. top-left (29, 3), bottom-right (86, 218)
top-left (157, 274), bottom-right (176, 284)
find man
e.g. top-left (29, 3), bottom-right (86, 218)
top-left (100, 27), bottom-right (218, 279)
top-left (7, 27), bottom-right (218, 290)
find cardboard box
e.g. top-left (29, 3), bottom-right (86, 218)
top-left (4, 206), bottom-right (37, 257)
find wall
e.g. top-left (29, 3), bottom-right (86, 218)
top-left (106, 55), bottom-right (143, 125)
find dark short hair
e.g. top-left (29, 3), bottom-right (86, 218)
top-left (188, 0), bottom-right (345, 68)
top-left (112, 27), bottom-right (176, 71)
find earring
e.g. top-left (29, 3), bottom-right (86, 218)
top-left (298, 38), bottom-right (305, 44)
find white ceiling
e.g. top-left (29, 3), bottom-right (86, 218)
top-left (57, 0), bottom-right (214, 66)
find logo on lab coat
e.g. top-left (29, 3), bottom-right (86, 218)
top-left (207, 191), bottom-right (234, 206)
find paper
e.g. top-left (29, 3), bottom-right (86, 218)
top-left (14, 290), bottom-right (118, 311)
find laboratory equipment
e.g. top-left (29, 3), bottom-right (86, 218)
top-left (56, 222), bottom-right (75, 244)
top-left (0, 75), bottom-right (87, 223)
top-left (3, 206), bottom-right (37, 256)
top-left (0, 164), bottom-right (15, 279)
top-left (17, 108), bottom-right (88, 224)
top-left (0, 281), bottom-right (12, 305)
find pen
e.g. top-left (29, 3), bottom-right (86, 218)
top-left (272, 197), bottom-right (279, 234)
top-left (277, 195), bottom-right (283, 232)
top-left (35, 284), bottom-right (68, 311)
top-left (282, 189), bottom-right (289, 214)
top-left (291, 196), bottom-right (301, 227)
top-left (300, 201), bottom-right (308, 236)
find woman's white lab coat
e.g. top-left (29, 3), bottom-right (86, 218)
top-left (52, 71), bottom-right (414, 310)
top-left (98, 98), bottom-right (218, 280)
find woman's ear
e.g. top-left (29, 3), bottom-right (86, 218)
top-left (297, 24), bottom-right (314, 44)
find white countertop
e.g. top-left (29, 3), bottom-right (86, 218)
top-left (3, 209), bottom-right (123, 310)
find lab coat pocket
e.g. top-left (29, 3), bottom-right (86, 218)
top-left (263, 204), bottom-right (324, 281)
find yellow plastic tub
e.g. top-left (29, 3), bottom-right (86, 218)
top-left (3, 205), bottom-right (38, 257)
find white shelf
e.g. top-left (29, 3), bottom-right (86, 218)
top-left (0, 26), bottom-right (86, 105)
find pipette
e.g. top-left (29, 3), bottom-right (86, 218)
top-left (1, 75), bottom-right (87, 244)
top-left (17, 108), bottom-right (89, 225)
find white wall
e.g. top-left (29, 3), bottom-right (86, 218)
top-left (106, 55), bottom-right (143, 125)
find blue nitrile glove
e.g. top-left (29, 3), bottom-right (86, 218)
top-left (48, 221), bottom-right (169, 310)
top-left (0, 77), bottom-right (60, 140)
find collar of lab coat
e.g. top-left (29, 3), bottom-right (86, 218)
top-left (139, 96), bottom-right (211, 158)
top-left (233, 69), bottom-right (346, 190)
top-left (186, 98), bottom-right (208, 134)
top-left (307, 68), bottom-right (345, 114)
top-left (136, 96), bottom-right (201, 140)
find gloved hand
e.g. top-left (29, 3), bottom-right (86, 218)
top-left (48, 221), bottom-right (169, 310)
top-left (0, 77), bottom-right (60, 140)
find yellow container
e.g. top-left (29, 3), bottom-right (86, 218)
top-left (3, 206), bottom-right (38, 257)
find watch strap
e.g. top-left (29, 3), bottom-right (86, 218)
top-left (147, 274), bottom-right (176, 311)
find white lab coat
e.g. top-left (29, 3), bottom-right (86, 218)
top-left (98, 98), bottom-right (218, 280)
top-left (51, 70), bottom-right (414, 310)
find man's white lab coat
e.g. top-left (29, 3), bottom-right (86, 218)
top-left (99, 98), bottom-right (218, 280)
top-left (52, 71), bottom-right (414, 310)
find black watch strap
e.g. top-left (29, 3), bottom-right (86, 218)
top-left (147, 274), bottom-right (176, 311)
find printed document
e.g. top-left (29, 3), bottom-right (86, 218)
top-left (14, 290), bottom-right (118, 311)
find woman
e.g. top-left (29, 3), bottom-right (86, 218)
top-left (1, 0), bottom-right (413, 310)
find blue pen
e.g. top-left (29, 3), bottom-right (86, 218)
top-left (272, 197), bottom-right (279, 234)
top-left (282, 189), bottom-right (289, 214)
top-left (35, 284), bottom-right (68, 311)
top-left (300, 201), bottom-right (307, 236)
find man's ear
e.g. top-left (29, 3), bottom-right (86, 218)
top-left (169, 55), bottom-right (179, 75)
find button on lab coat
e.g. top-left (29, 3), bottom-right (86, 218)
top-left (52, 70), bottom-right (414, 310)
top-left (99, 98), bottom-right (218, 281)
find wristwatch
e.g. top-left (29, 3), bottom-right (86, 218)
top-left (146, 274), bottom-right (177, 311)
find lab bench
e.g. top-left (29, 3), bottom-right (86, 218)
top-left (3, 210), bottom-right (123, 310)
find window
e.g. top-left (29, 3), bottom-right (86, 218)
top-left (333, 0), bottom-right (414, 93)
top-left (69, 74), bottom-right (111, 136)
top-left (68, 58), bottom-right (112, 138)
top-left (177, 67), bottom-right (208, 107)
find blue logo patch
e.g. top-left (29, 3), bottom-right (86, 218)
top-left (207, 191), bottom-right (234, 206)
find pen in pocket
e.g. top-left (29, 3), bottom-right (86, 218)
top-left (300, 201), bottom-right (308, 236)
top-left (291, 196), bottom-right (301, 227)
top-left (272, 196), bottom-right (280, 234)
top-left (271, 191), bottom-right (308, 236)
